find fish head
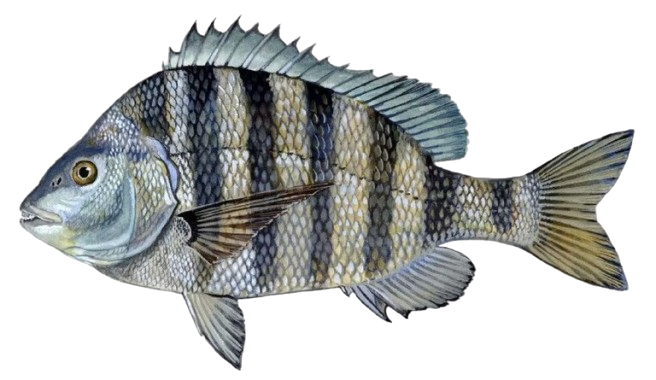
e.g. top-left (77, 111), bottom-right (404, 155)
top-left (20, 106), bottom-right (179, 266)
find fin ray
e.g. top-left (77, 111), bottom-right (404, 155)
top-left (183, 293), bottom-right (245, 369)
top-left (344, 246), bottom-right (475, 319)
top-left (178, 182), bottom-right (332, 264)
top-left (165, 19), bottom-right (468, 162)
top-left (526, 130), bottom-right (633, 290)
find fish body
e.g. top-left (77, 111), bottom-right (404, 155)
top-left (20, 21), bottom-right (633, 369)
top-left (97, 67), bottom-right (467, 297)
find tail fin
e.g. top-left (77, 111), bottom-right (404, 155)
top-left (527, 130), bottom-right (634, 290)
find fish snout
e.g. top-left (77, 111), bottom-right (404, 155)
top-left (19, 201), bottom-right (63, 228)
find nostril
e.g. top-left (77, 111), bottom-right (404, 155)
top-left (51, 176), bottom-right (63, 187)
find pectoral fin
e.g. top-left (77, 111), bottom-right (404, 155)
top-left (183, 293), bottom-right (245, 369)
top-left (178, 182), bottom-right (332, 264)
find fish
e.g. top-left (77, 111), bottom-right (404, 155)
top-left (19, 19), bottom-right (633, 369)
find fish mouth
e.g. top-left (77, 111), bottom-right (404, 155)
top-left (20, 203), bottom-right (62, 227)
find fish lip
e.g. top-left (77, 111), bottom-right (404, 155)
top-left (19, 203), bottom-right (63, 226)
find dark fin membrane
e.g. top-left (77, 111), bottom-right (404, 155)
top-left (178, 182), bottom-right (332, 264)
top-left (528, 130), bottom-right (634, 290)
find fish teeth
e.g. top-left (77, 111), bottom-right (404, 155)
top-left (20, 211), bottom-right (37, 222)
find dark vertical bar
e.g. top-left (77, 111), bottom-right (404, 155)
top-left (491, 179), bottom-right (513, 233)
top-left (186, 67), bottom-right (220, 206)
top-left (137, 72), bottom-right (171, 145)
top-left (241, 69), bottom-right (278, 292)
top-left (362, 117), bottom-right (398, 279)
top-left (306, 83), bottom-right (334, 285)
top-left (424, 164), bottom-right (460, 243)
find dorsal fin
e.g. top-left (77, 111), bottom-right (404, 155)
top-left (165, 20), bottom-right (468, 162)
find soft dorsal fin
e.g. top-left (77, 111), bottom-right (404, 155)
top-left (165, 19), bottom-right (468, 162)
top-left (178, 182), bottom-right (332, 264)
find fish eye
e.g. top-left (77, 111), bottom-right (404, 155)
top-left (72, 160), bottom-right (97, 186)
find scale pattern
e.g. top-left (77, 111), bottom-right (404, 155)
top-left (100, 67), bottom-right (541, 298)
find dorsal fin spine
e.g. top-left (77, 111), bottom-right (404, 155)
top-left (251, 22), bottom-right (261, 33)
top-left (319, 69), bottom-right (356, 89)
top-left (221, 24), bottom-right (249, 66)
top-left (242, 25), bottom-right (276, 68)
top-left (165, 19), bottom-right (468, 162)
top-left (207, 20), bottom-right (239, 65)
top-left (303, 61), bottom-right (336, 83)
top-left (316, 64), bottom-right (349, 86)
top-left (224, 27), bottom-right (252, 67)
top-left (262, 37), bottom-right (300, 72)
top-left (207, 31), bottom-right (227, 65)
top-left (279, 44), bottom-right (315, 75)
top-left (296, 56), bottom-right (330, 79)
top-left (252, 27), bottom-right (286, 71)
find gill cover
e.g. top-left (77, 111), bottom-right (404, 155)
top-left (65, 113), bottom-right (179, 265)
top-left (120, 136), bottom-right (178, 263)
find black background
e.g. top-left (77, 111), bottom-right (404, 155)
top-left (5, 14), bottom-right (636, 376)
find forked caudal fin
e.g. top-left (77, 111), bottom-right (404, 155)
top-left (527, 130), bottom-right (634, 290)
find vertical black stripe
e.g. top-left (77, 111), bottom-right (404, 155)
top-left (424, 165), bottom-right (460, 242)
top-left (363, 117), bottom-right (398, 279)
top-left (306, 83), bottom-right (334, 285)
top-left (137, 72), bottom-right (171, 145)
top-left (186, 67), bottom-right (220, 206)
top-left (241, 69), bottom-right (277, 292)
top-left (491, 179), bottom-right (513, 233)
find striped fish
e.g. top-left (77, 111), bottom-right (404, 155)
top-left (19, 20), bottom-right (633, 369)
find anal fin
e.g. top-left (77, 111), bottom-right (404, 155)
top-left (340, 286), bottom-right (352, 296)
top-left (183, 293), bottom-right (245, 369)
top-left (344, 246), bottom-right (475, 320)
top-left (351, 285), bottom-right (391, 322)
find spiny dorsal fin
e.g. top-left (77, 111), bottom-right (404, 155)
top-left (178, 182), bottom-right (332, 264)
top-left (165, 20), bottom-right (468, 162)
